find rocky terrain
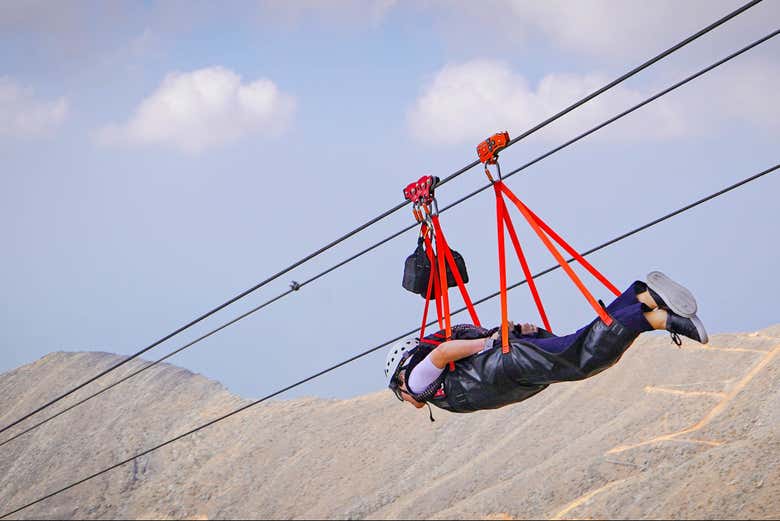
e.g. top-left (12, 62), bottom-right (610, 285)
top-left (1, 325), bottom-right (779, 519)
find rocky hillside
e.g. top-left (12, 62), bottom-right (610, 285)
top-left (1, 326), bottom-right (779, 519)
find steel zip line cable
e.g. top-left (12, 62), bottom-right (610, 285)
top-left (2, 26), bottom-right (776, 449)
top-left (435, 0), bottom-right (765, 186)
top-left (436, 28), bottom-right (780, 218)
top-left (2, 163), bottom-right (777, 520)
top-left (0, 0), bottom-right (761, 437)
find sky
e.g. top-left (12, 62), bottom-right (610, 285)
top-left (1, 0), bottom-right (779, 404)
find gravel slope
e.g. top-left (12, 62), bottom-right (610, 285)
top-left (1, 325), bottom-right (778, 519)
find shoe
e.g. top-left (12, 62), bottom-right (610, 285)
top-left (666, 312), bottom-right (709, 345)
top-left (646, 271), bottom-right (698, 317)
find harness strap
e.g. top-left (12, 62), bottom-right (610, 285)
top-left (422, 231), bottom-right (444, 330)
top-left (428, 214), bottom-right (482, 371)
top-left (418, 242), bottom-right (435, 342)
top-left (494, 186), bottom-right (510, 353)
top-left (517, 202), bottom-right (621, 297)
top-left (497, 181), bottom-right (614, 327)
top-left (430, 215), bottom-right (481, 328)
top-left (407, 179), bottom-right (481, 371)
top-left (432, 218), bottom-right (453, 369)
top-left (497, 190), bottom-right (552, 333)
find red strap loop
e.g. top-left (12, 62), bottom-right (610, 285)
top-left (431, 215), bottom-right (481, 328)
top-left (497, 181), bottom-right (614, 327)
top-left (432, 219), bottom-right (453, 369)
top-left (419, 215), bottom-right (482, 371)
top-left (494, 186), bottom-right (510, 353)
top-left (516, 203), bottom-right (621, 297)
top-left (498, 193), bottom-right (552, 333)
top-left (418, 250), bottom-right (435, 341)
top-left (407, 180), bottom-right (481, 370)
top-left (422, 230), bottom-right (444, 330)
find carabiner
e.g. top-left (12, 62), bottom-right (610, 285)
top-left (484, 160), bottom-right (503, 183)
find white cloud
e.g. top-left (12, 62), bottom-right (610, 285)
top-left (248, 0), bottom-right (398, 26)
top-left (435, 0), bottom-right (780, 61)
top-left (97, 66), bottom-right (296, 153)
top-left (502, 0), bottom-right (717, 58)
top-left (0, 77), bottom-right (68, 138)
top-left (702, 57), bottom-right (780, 130)
top-left (407, 60), bottom-right (686, 146)
top-left (408, 55), bottom-right (780, 147)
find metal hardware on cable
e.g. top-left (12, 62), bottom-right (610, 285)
top-left (3, 162), bottom-right (776, 521)
top-left (403, 175), bottom-right (441, 219)
top-left (290, 281), bottom-right (301, 291)
top-left (3, 28), bottom-right (775, 457)
top-left (1, 9), bottom-right (773, 502)
top-left (402, 174), bottom-right (480, 370)
top-left (477, 131), bottom-right (621, 353)
top-left (0, 2), bottom-right (763, 442)
top-left (477, 131), bottom-right (510, 182)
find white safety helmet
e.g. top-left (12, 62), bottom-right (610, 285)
top-left (384, 337), bottom-right (418, 388)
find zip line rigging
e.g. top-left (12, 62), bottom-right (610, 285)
top-left (2, 162), bottom-right (777, 520)
top-left (0, 0), bottom-right (763, 438)
top-left (1, 25), bottom-right (776, 449)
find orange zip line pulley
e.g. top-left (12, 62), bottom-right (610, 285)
top-left (478, 131), bottom-right (510, 181)
top-left (476, 132), bottom-right (621, 353)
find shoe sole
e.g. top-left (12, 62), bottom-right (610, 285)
top-left (690, 314), bottom-right (709, 344)
top-left (646, 271), bottom-right (698, 317)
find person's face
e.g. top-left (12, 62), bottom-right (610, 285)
top-left (396, 373), bottom-right (425, 409)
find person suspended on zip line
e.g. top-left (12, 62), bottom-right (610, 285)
top-left (385, 271), bottom-right (708, 416)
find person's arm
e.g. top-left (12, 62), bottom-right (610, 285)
top-left (429, 338), bottom-right (488, 369)
top-left (427, 320), bottom-right (544, 370)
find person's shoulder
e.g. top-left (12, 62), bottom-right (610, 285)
top-left (452, 323), bottom-right (491, 339)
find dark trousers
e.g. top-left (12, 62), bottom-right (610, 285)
top-left (519, 281), bottom-right (653, 355)
top-left (434, 283), bottom-right (655, 410)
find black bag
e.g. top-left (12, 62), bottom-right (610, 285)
top-left (402, 237), bottom-right (469, 299)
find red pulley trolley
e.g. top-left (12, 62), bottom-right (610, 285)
top-left (402, 175), bottom-right (480, 370)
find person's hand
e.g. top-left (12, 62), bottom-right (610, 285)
top-left (491, 321), bottom-right (538, 338)
top-left (519, 323), bottom-right (538, 335)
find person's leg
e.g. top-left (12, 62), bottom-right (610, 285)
top-left (639, 272), bottom-right (708, 343)
top-left (511, 269), bottom-right (710, 351)
top-left (522, 324), bottom-right (590, 354)
top-left (590, 280), bottom-right (681, 332)
top-left (642, 308), bottom-right (668, 330)
top-left (611, 302), bottom-right (657, 332)
top-left (604, 280), bottom-right (665, 312)
top-left (504, 276), bottom-right (707, 387)
top-left (523, 282), bottom-right (654, 354)
top-left (507, 313), bottom-right (641, 382)
top-left (527, 304), bottom-right (655, 354)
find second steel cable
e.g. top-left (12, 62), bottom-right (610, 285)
top-left (3, 26), bottom-right (776, 448)
top-left (0, 0), bottom-right (761, 437)
top-left (3, 162), bottom-right (777, 520)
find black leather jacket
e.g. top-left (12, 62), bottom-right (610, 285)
top-left (406, 318), bottom-right (638, 413)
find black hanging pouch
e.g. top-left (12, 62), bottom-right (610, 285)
top-left (402, 237), bottom-right (430, 296)
top-left (402, 237), bottom-right (469, 299)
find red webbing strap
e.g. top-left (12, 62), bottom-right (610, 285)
top-left (519, 204), bottom-right (621, 297)
top-left (433, 220), bottom-right (452, 338)
top-left (431, 216), bottom-right (454, 370)
top-left (423, 232), bottom-right (444, 330)
top-left (433, 273), bottom-right (444, 330)
top-left (493, 184), bottom-right (510, 353)
top-left (418, 250), bottom-right (435, 341)
top-left (430, 215), bottom-right (481, 328)
top-left (497, 191), bottom-right (552, 333)
top-left (498, 182), bottom-right (613, 326)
